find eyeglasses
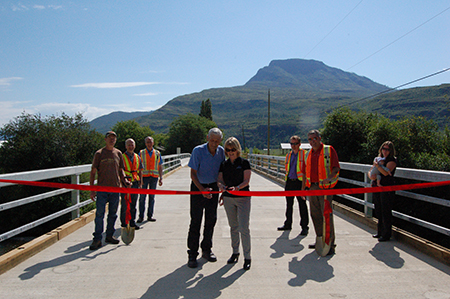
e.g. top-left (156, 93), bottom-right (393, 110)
top-left (225, 148), bottom-right (237, 152)
top-left (290, 142), bottom-right (299, 146)
top-left (382, 147), bottom-right (390, 151)
top-left (308, 137), bottom-right (318, 141)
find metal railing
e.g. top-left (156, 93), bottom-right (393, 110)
top-left (248, 154), bottom-right (450, 237)
top-left (0, 153), bottom-right (190, 242)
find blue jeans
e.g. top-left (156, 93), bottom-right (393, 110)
top-left (139, 176), bottom-right (158, 219)
top-left (93, 192), bottom-right (120, 241)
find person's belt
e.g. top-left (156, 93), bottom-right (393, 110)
top-left (201, 182), bottom-right (217, 187)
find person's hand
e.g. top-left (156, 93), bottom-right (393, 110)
top-left (159, 178), bottom-right (163, 186)
top-left (217, 183), bottom-right (226, 192)
top-left (124, 179), bottom-right (132, 188)
top-left (90, 191), bottom-right (96, 202)
top-left (203, 187), bottom-right (213, 199)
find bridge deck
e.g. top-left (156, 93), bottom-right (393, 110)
top-left (1, 166), bottom-right (449, 298)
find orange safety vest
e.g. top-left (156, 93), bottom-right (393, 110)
top-left (123, 152), bottom-right (140, 182)
top-left (140, 148), bottom-right (160, 178)
top-left (285, 149), bottom-right (305, 181)
top-left (305, 145), bottom-right (339, 189)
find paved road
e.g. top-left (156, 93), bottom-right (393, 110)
top-left (1, 166), bottom-right (450, 298)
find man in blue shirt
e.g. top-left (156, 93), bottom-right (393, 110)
top-left (187, 127), bottom-right (225, 268)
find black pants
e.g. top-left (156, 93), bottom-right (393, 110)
top-left (187, 182), bottom-right (219, 257)
top-left (284, 179), bottom-right (309, 230)
top-left (373, 185), bottom-right (394, 239)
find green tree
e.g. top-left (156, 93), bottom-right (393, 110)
top-left (0, 112), bottom-right (103, 237)
top-left (199, 99), bottom-right (213, 120)
top-left (0, 112), bottom-right (103, 173)
top-left (111, 120), bottom-right (158, 153)
top-left (322, 107), bottom-right (377, 163)
top-left (165, 113), bottom-right (217, 154)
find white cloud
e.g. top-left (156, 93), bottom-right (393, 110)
top-left (71, 82), bottom-right (162, 89)
top-left (33, 5), bottom-right (45, 10)
top-left (0, 100), bottom-right (164, 128)
top-left (133, 92), bottom-right (158, 96)
top-left (48, 5), bottom-right (63, 10)
top-left (11, 4), bottom-right (28, 11)
top-left (0, 77), bottom-right (23, 87)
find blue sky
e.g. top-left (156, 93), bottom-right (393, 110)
top-left (1, 1), bottom-right (450, 127)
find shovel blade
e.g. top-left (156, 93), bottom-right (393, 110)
top-left (315, 236), bottom-right (331, 257)
top-left (121, 225), bottom-right (135, 245)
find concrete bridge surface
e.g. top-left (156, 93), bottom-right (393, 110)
top-left (1, 166), bottom-right (450, 299)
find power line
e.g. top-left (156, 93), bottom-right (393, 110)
top-left (347, 5), bottom-right (450, 70)
top-left (327, 67), bottom-right (450, 112)
top-left (304, 0), bottom-right (364, 58)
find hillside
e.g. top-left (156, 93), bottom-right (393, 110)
top-left (90, 59), bottom-right (449, 150)
top-left (134, 59), bottom-right (388, 148)
top-left (355, 84), bottom-right (450, 125)
top-left (90, 111), bottom-right (153, 134)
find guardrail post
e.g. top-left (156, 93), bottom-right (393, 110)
top-left (364, 174), bottom-right (373, 218)
top-left (71, 174), bottom-right (80, 219)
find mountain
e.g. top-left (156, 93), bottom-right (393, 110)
top-left (90, 111), bottom-right (153, 134)
top-left (90, 59), bottom-right (449, 150)
top-left (134, 59), bottom-right (388, 148)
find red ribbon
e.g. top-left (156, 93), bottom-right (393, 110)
top-left (0, 178), bottom-right (449, 197)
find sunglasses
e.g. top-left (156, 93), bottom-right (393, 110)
top-left (225, 148), bottom-right (237, 152)
top-left (308, 137), bottom-right (318, 141)
top-left (382, 147), bottom-right (390, 151)
top-left (290, 142), bottom-right (299, 146)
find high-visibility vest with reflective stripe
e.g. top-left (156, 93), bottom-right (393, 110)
top-left (305, 145), bottom-right (339, 189)
top-left (140, 148), bottom-right (160, 177)
top-left (285, 150), bottom-right (305, 181)
top-left (123, 152), bottom-right (140, 182)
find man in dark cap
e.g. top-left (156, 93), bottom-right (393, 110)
top-left (89, 131), bottom-right (130, 250)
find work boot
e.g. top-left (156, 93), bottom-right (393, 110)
top-left (89, 240), bottom-right (102, 250)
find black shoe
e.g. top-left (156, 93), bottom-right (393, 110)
top-left (105, 236), bottom-right (120, 244)
top-left (308, 243), bottom-right (315, 249)
top-left (188, 256), bottom-right (198, 268)
top-left (227, 253), bottom-right (240, 264)
top-left (300, 228), bottom-right (309, 236)
top-left (243, 259), bottom-right (251, 270)
top-left (378, 236), bottom-right (390, 242)
top-left (277, 226), bottom-right (291, 231)
top-left (202, 251), bottom-right (217, 262)
top-left (137, 217), bottom-right (144, 223)
top-left (89, 240), bottom-right (102, 250)
top-left (148, 217), bottom-right (156, 222)
top-left (372, 234), bottom-right (380, 238)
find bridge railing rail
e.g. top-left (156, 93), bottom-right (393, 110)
top-left (248, 153), bottom-right (450, 238)
top-left (0, 153), bottom-right (190, 242)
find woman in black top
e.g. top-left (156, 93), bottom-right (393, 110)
top-left (368, 141), bottom-right (397, 242)
top-left (217, 137), bottom-right (252, 270)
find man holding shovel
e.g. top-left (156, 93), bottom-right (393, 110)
top-left (302, 129), bottom-right (340, 256)
top-left (120, 139), bottom-right (143, 244)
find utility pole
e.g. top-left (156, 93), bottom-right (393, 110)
top-left (267, 89), bottom-right (270, 155)
top-left (241, 124), bottom-right (246, 151)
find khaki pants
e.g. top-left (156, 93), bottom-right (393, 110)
top-left (308, 183), bottom-right (335, 247)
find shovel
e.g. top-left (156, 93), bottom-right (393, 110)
top-left (121, 193), bottom-right (135, 245)
top-left (315, 195), bottom-right (332, 257)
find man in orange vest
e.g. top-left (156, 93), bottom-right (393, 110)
top-left (120, 138), bottom-right (143, 230)
top-left (302, 129), bottom-right (340, 255)
top-left (278, 135), bottom-right (309, 235)
top-left (138, 136), bottom-right (163, 223)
